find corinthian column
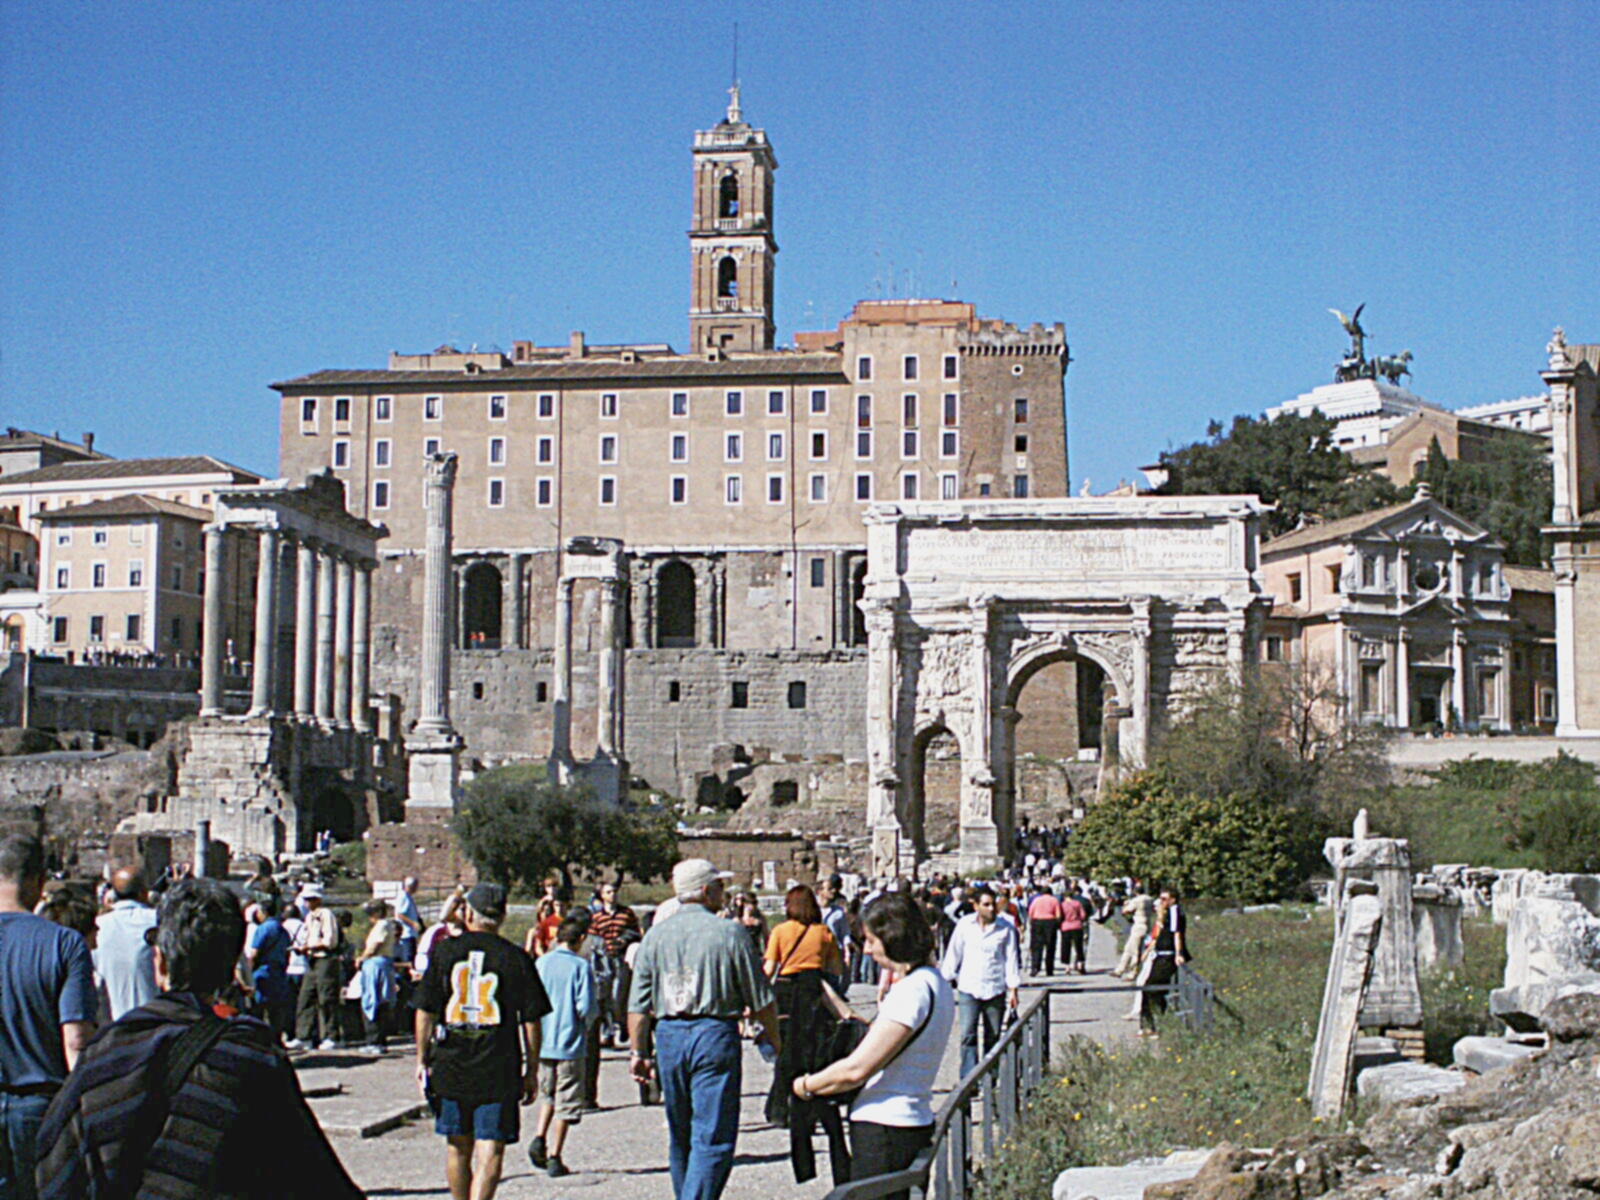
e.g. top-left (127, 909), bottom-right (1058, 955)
top-left (248, 528), bottom-right (280, 716)
top-left (333, 554), bottom-right (354, 728)
top-left (200, 525), bottom-right (227, 717)
top-left (415, 452), bottom-right (458, 738)
top-left (549, 576), bottom-right (575, 779)
top-left (352, 562), bottom-right (372, 733)
top-left (597, 578), bottom-right (620, 756)
top-left (294, 539), bottom-right (317, 717)
top-left (314, 548), bottom-right (336, 723)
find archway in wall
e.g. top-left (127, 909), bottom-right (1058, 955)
top-left (656, 561), bottom-right (697, 647)
top-left (850, 560), bottom-right (868, 646)
top-left (1006, 652), bottom-right (1108, 818)
top-left (907, 725), bottom-right (961, 857)
top-left (463, 562), bottom-right (503, 648)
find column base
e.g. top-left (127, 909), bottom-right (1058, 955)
top-left (871, 825), bottom-right (902, 882)
top-left (406, 733), bottom-right (464, 812)
top-left (958, 822), bottom-right (1002, 878)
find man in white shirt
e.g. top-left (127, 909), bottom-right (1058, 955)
top-left (95, 866), bottom-right (158, 1019)
top-left (939, 886), bottom-right (1020, 1079)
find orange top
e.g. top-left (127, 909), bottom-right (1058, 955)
top-left (764, 920), bottom-right (843, 977)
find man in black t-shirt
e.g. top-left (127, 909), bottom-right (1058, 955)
top-left (417, 883), bottom-right (551, 1200)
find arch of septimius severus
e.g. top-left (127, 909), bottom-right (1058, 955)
top-left (861, 496), bottom-right (1272, 877)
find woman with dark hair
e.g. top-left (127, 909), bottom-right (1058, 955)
top-left (1136, 886), bottom-right (1189, 1037)
top-left (763, 884), bottom-right (849, 1185)
top-left (792, 890), bottom-right (955, 1200)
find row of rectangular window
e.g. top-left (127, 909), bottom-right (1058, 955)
top-left (383, 470), bottom-right (1021, 511)
top-left (346, 426), bottom-right (966, 475)
top-left (51, 562), bottom-right (192, 591)
top-left (52, 613), bottom-right (191, 647)
top-left (854, 354), bottom-right (960, 383)
top-left (303, 388), bottom-right (841, 429)
top-left (302, 384), bottom-right (1027, 431)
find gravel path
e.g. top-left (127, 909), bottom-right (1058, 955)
top-left (304, 922), bottom-right (1138, 1198)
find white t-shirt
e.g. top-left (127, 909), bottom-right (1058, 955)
top-left (850, 965), bottom-right (954, 1127)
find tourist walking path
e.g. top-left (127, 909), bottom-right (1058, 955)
top-left (307, 923), bottom-right (1137, 1198)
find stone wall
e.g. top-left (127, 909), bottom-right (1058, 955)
top-left (0, 659), bottom-right (241, 748)
top-left (0, 743), bottom-right (177, 873)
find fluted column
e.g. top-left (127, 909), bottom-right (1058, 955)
top-left (294, 539), bottom-right (318, 717)
top-left (550, 576), bottom-right (574, 772)
top-left (352, 562), bottom-right (372, 733)
top-left (864, 598), bottom-right (901, 878)
top-left (333, 554), bottom-right (354, 728)
top-left (314, 547), bottom-right (336, 723)
top-left (597, 578), bottom-right (620, 755)
top-left (200, 525), bottom-right (227, 717)
top-left (248, 528), bottom-right (280, 716)
top-left (415, 452), bottom-right (458, 737)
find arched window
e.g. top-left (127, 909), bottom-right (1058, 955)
top-left (462, 562), bottom-right (503, 649)
top-left (656, 561), bottom-right (696, 647)
top-left (717, 256), bottom-right (739, 300)
top-left (719, 173), bottom-right (740, 218)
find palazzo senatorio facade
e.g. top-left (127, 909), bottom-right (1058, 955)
top-left (272, 93), bottom-right (1072, 800)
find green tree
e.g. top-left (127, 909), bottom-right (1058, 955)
top-left (453, 766), bottom-right (678, 892)
top-left (1411, 434), bottom-right (1552, 566)
top-left (1063, 776), bottom-right (1300, 903)
top-left (1156, 411), bottom-right (1404, 538)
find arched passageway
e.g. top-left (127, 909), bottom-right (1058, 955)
top-left (656, 561), bottom-right (696, 647)
top-left (463, 562), bottom-right (502, 648)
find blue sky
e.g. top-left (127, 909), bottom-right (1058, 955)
top-left (3, 1), bottom-right (1596, 490)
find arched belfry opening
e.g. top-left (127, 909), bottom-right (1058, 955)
top-left (462, 562), bottom-right (503, 648)
top-left (717, 256), bottom-right (739, 300)
top-left (656, 561), bottom-right (697, 647)
top-left (719, 172), bottom-right (740, 218)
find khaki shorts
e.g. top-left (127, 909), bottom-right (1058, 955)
top-left (537, 1058), bottom-right (585, 1123)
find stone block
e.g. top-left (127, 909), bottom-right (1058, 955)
top-left (1052, 1153), bottom-right (1206, 1200)
top-left (1490, 972), bottom-right (1600, 1033)
top-left (1307, 889), bottom-right (1384, 1120)
top-left (1354, 1061), bottom-right (1464, 1106)
top-left (1351, 1036), bottom-right (1404, 1074)
top-left (1504, 893), bottom-right (1600, 990)
top-left (1412, 884), bottom-right (1464, 972)
top-left (1492, 869), bottom-right (1527, 925)
top-left (1452, 1035), bottom-right (1541, 1074)
top-left (1325, 837), bottom-right (1423, 1029)
top-left (1541, 992), bottom-right (1600, 1042)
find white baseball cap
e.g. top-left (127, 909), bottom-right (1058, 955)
top-left (672, 858), bottom-right (734, 898)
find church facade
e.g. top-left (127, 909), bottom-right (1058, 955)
top-left (272, 94), bottom-right (1071, 799)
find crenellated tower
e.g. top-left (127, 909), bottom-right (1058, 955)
top-left (689, 86), bottom-right (777, 353)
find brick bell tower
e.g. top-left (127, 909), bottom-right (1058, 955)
top-left (690, 85), bottom-right (777, 353)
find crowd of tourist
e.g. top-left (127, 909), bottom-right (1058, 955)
top-left (0, 830), bottom-right (1193, 1200)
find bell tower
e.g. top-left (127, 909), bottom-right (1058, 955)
top-left (690, 86), bottom-right (777, 353)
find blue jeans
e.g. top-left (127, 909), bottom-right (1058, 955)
top-left (654, 1017), bottom-right (742, 1200)
top-left (956, 992), bottom-right (1006, 1080)
top-left (0, 1092), bottom-right (49, 1200)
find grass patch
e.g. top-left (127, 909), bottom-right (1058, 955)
top-left (981, 908), bottom-right (1509, 1199)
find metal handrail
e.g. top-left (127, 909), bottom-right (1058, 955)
top-left (822, 990), bottom-right (1051, 1200)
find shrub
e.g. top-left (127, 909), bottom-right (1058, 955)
top-left (1064, 776), bottom-right (1302, 902)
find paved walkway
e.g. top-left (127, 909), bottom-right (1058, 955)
top-left (307, 923), bottom-right (1139, 1199)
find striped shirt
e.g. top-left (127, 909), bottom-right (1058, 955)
top-left (36, 993), bottom-right (362, 1200)
top-left (587, 905), bottom-right (641, 956)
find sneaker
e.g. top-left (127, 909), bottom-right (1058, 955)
top-left (547, 1159), bottom-right (570, 1179)
top-left (527, 1136), bottom-right (548, 1170)
top-left (359, 1044), bottom-right (383, 1056)
top-left (283, 1038), bottom-right (305, 1051)
top-left (317, 1039), bottom-right (338, 1051)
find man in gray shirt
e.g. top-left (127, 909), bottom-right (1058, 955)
top-left (95, 866), bottom-right (158, 1019)
top-left (628, 859), bottom-right (778, 1200)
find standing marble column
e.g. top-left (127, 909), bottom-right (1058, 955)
top-left (1450, 631), bottom-right (1467, 729)
top-left (294, 539), bottom-right (318, 717)
top-left (864, 598), bottom-right (901, 879)
top-left (1395, 632), bottom-right (1411, 729)
top-left (833, 551), bottom-right (851, 648)
top-left (415, 453), bottom-right (458, 737)
top-left (199, 525), bottom-right (227, 717)
top-left (333, 554), bottom-right (354, 728)
top-left (1124, 599), bottom-right (1152, 769)
top-left (248, 528), bottom-right (280, 716)
top-left (550, 576), bottom-right (575, 776)
top-left (351, 562), bottom-right (372, 733)
top-left (596, 578), bottom-right (620, 756)
top-left (314, 548), bottom-right (336, 723)
top-left (510, 553), bottom-right (528, 649)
